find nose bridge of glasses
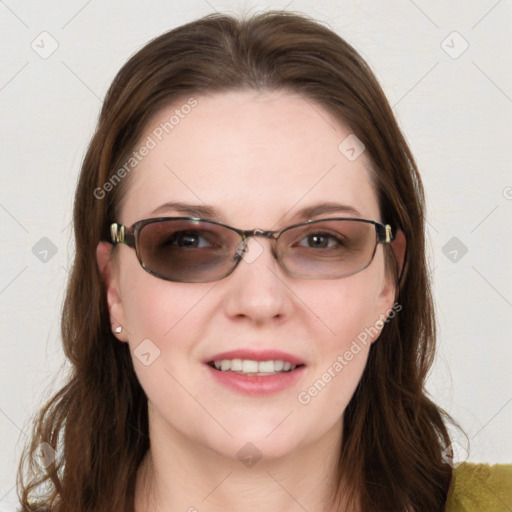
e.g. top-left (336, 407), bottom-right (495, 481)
top-left (237, 229), bottom-right (277, 248)
top-left (240, 228), bottom-right (279, 240)
top-left (234, 228), bottom-right (280, 264)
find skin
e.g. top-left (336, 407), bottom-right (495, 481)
top-left (96, 90), bottom-right (405, 512)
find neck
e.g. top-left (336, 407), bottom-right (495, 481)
top-left (134, 413), bottom-right (348, 512)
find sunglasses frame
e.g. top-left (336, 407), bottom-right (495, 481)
top-left (109, 216), bottom-right (394, 282)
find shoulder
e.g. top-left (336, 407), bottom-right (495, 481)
top-left (445, 462), bottom-right (512, 512)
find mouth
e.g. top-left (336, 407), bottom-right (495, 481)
top-left (204, 349), bottom-right (306, 395)
top-left (207, 358), bottom-right (304, 376)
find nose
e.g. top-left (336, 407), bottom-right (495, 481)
top-left (223, 238), bottom-right (292, 324)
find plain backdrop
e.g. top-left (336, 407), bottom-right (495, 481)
top-left (1, 0), bottom-right (511, 508)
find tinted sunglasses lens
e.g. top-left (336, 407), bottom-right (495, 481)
top-left (280, 220), bottom-right (377, 278)
top-left (137, 220), bottom-right (238, 282)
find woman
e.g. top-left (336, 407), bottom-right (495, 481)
top-left (17, 11), bottom-right (511, 512)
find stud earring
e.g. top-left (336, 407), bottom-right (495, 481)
top-left (114, 326), bottom-right (122, 334)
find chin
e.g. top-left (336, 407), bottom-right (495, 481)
top-left (210, 423), bottom-right (310, 463)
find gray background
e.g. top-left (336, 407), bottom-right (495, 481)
top-left (1, 0), bottom-right (511, 508)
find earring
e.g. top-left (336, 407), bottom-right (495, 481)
top-left (114, 326), bottom-right (122, 334)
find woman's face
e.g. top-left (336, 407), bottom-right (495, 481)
top-left (98, 90), bottom-right (399, 463)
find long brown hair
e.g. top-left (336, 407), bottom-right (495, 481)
top-left (17, 11), bottom-right (453, 511)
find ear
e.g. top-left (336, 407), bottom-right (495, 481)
top-left (96, 242), bottom-right (128, 342)
top-left (376, 228), bottom-right (407, 315)
top-left (391, 229), bottom-right (406, 283)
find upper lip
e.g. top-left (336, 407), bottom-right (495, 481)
top-left (205, 349), bottom-right (305, 366)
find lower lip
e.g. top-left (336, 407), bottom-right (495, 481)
top-left (206, 364), bottom-right (306, 396)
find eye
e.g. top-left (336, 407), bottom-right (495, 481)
top-left (166, 230), bottom-right (215, 248)
top-left (297, 232), bottom-right (343, 249)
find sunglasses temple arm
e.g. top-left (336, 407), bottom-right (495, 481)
top-left (385, 225), bottom-right (393, 243)
top-left (110, 223), bottom-right (136, 247)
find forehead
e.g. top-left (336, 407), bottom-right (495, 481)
top-left (120, 90), bottom-right (380, 226)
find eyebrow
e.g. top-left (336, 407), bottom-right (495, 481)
top-left (150, 201), bottom-right (218, 218)
top-left (149, 200), bottom-right (362, 222)
top-left (293, 202), bottom-right (361, 219)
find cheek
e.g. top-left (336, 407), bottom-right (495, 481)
top-left (117, 257), bottom-right (219, 388)
top-left (117, 271), bottom-right (219, 419)
top-left (294, 258), bottom-right (386, 412)
top-left (304, 258), bottom-right (387, 348)
top-left (118, 248), bottom-right (213, 340)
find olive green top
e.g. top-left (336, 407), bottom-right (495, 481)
top-left (445, 463), bottom-right (512, 511)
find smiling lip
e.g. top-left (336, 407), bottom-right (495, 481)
top-left (204, 349), bottom-right (306, 396)
top-left (205, 349), bottom-right (305, 366)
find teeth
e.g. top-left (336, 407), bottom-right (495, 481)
top-left (258, 360), bottom-right (274, 372)
top-left (242, 360), bottom-right (259, 373)
top-left (210, 359), bottom-right (298, 374)
top-left (231, 358), bottom-right (243, 371)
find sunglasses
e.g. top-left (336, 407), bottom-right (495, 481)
top-left (109, 217), bottom-right (394, 283)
